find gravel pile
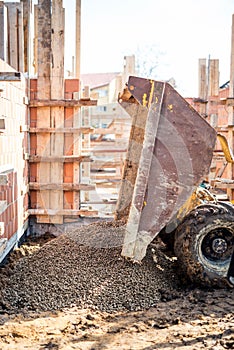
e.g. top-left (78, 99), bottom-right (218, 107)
top-left (0, 221), bottom-right (179, 313)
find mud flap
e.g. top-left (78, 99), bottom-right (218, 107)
top-left (120, 76), bottom-right (217, 261)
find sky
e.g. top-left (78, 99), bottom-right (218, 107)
top-left (7, 0), bottom-right (234, 97)
top-left (63, 0), bottom-right (234, 97)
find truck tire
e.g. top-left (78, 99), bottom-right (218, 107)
top-left (174, 203), bottom-right (234, 287)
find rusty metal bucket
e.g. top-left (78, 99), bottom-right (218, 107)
top-left (117, 76), bottom-right (217, 261)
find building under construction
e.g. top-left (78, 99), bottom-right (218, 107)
top-left (1, 0), bottom-right (234, 265)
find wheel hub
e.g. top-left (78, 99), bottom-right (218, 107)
top-left (212, 238), bottom-right (228, 254)
top-left (201, 228), bottom-right (233, 262)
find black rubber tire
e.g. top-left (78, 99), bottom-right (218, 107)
top-left (174, 203), bottom-right (234, 288)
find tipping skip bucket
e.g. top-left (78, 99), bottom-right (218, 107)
top-left (117, 76), bottom-right (217, 261)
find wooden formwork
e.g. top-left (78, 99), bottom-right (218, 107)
top-left (28, 0), bottom-right (97, 224)
top-left (28, 78), bottom-right (98, 223)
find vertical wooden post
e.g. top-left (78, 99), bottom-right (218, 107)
top-left (75, 0), bottom-right (81, 79)
top-left (5, 2), bottom-right (24, 72)
top-left (22, 0), bottom-right (32, 74)
top-left (82, 85), bottom-right (91, 202)
top-left (208, 59), bottom-right (219, 97)
top-left (36, 0), bottom-right (51, 223)
top-left (74, 0), bottom-right (81, 211)
top-left (34, 4), bottom-right (38, 76)
top-left (198, 58), bottom-right (207, 116)
top-left (50, 0), bottom-right (65, 224)
top-left (0, 2), bottom-right (8, 62)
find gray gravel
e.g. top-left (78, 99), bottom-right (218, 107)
top-left (0, 221), bottom-right (179, 313)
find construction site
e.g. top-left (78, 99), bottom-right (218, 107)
top-left (0, 0), bottom-right (233, 349)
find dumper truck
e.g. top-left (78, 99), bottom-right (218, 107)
top-left (115, 76), bottom-right (234, 288)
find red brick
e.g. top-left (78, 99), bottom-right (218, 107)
top-left (64, 192), bottom-right (73, 209)
top-left (30, 134), bottom-right (37, 155)
top-left (63, 163), bottom-right (73, 183)
top-left (30, 191), bottom-right (37, 209)
top-left (30, 79), bottom-right (38, 100)
top-left (64, 79), bottom-right (79, 93)
top-left (30, 163), bottom-right (37, 182)
top-left (64, 134), bottom-right (74, 155)
top-left (30, 107), bottom-right (37, 127)
top-left (64, 107), bottom-right (74, 127)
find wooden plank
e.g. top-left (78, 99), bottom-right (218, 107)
top-left (50, 0), bottom-right (64, 223)
top-left (33, 5), bottom-right (38, 76)
top-left (82, 86), bottom-right (91, 202)
top-left (75, 0), bottom-right (81, 78)
top-left (81, 200), bottom-right (117, 205)
top-left (5, 3), bottom-right (22, 71)
top-left (73, 106), bottom-right (81, 211)
top-left (28, 209), bottom-right (98, 216)
top-left (29, 99), bottom-right (97, 107)
top-left (90, 148), bottom-right (127, 153)
top-left (51, 0), bottom-right (64, 100)
top-left (36, 107), bottom-right (51, 223)
top-left (198, 58), bottom-right (207, 100)
top-left (50, 107), bottom-right (64, 224)
top-left (29, 182), bottom-right (95, 191)
top-left (36, 0), bottom-right (52, 223)
top-left (36, 0), bottom-right (51, 98)
top-left (29, 155), bottom-right (91, 162)
top-left (0, 3), bottom-right (8, 62)
top-left (22, 0), bottom-right (31, 73)
top-left (208, 59), bottom-right (219, 97)
top-left (91, 161), bottom-right (122, 168)
top-left (17, 2), bottom-right (24, 73)
top-left (29, 127), bottom-right (92, 133)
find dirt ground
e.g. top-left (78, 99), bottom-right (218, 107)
top-left (0, 225), bottom-right (233, 350)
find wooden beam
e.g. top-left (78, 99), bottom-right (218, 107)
top-left (29, 182), bottom-right (95, 191)
top-left (5, 2), bottom-right (24, 71)
top-left (198, 58), bottom-right (207, 100)
top-left (51, 0), bottom-right (65, 226)
top-left (28, 209), bottom-right (98, 216)
top-left (29, 155), bottom-right (91, 162)
top-left (35, 0), bottom-right (52, 224)
top-left (51, 0), bottom-right (64, 100)
top-left (91, 128), bottom-right (116, 135)
top-left (75, 0), bottom-right (81, 78)
top-left (29, 99), bottom-right (97, 107)
top-left (29, 127), bottom-right (93, 133)
top-left (0, 2), bottom-right (8, 62)
top-left (91, 161), bottom-right (122, 168)
top-left (81, 200), bottom-right (117, 205)
top-left (208, 59), bottom-right (219, 97)
top-left (90, 148), bottom-right (127, 153)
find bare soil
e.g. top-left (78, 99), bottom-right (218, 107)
top-left (0, 222), bottom-right (233, 350)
